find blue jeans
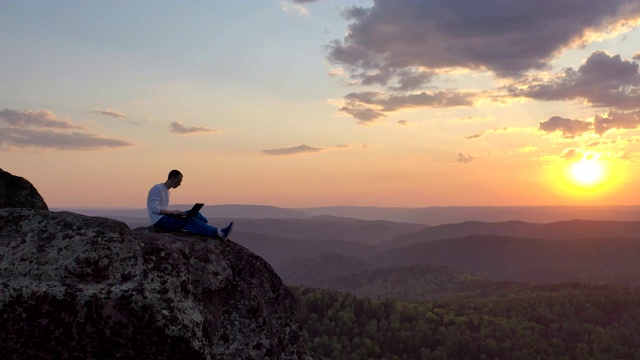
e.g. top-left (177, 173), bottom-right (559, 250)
top-left (154, 211), bottom-right (219, 237)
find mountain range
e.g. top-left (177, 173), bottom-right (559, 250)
top-left (61, 205), bottom-right (640, 299)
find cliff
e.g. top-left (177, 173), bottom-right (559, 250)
top-left (0, 169), bottom-right (309, 359)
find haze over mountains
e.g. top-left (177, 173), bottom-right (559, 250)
top-left (58, 204), bottom-right (640, 225)
top-left (63, 204), bottom-right (640, 300)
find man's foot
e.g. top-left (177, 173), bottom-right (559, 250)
top-left (220, 221), bottom-right (234, 240)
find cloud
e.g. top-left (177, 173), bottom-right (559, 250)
top-left (169, 121), bottom-right (218, 134)
top-left (538, 116), bottom-right (593, 138)
top-left (0, 128), bottom-right (133, 151)
top-left (538, 110), bottom-right (640, 139)
top-left (327, 0), bottom-right (640, 87)
top-left (560, 148), bottom-right (583, 160)
top-left (454, 152), bottom-right (475, 164)
top-left (0, 108), bottom-right (133, 151)
top-left (338, 89), bottom-right (476, 124)
top-left (345, 90), bottom-right (476, 111)
top-left (513, 51), bottom-right (640, 109)
top-left (464, 126), bottom-right (510, 139)
top-left (262, 144), bottom-right (324, 156)
top-left (89, 108), bottom-right (127, 119)
top-left (339, 103), bottom-right (386, 125)
top-left (0, 108), bottom-right (84, 130)
top-left (282, 1), bottom-right (310, 15)
top-left (593, 110), bottom-right (640, 134)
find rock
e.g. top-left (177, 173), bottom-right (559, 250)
top-left (0, 169), bottom-right (48, 210)
top-left (0, 209), bottom-right (309, 359)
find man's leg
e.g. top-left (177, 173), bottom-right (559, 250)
top-left (154, 215), bottom-right (187, 232)
top-left (183, 218), bottom-right (219, 237)
top-left (192, 211), bottom-right (208, 224)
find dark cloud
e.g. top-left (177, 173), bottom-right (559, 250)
top-left (0, 108), bottom-right (84, 129)
top-left (538, 110), bottom-right (640, 139)
top-left (538, 116), bottom-right (593, 138)
top-left (169, 121), bottom-right (218, 134)
top-left (0, 108), bottom-right (132, 151)
top-left (455, 152), bottom-right (474, 163)
top-left (89, 108), bottom-right (127, 119)
top-left (514, 51), bottom-right (640, 109)
top-left (262, 144), bottom-right (324, 156)
top-left (594, 110), bottom-right (640, 134)
top-left (328, 0), bottom-right (640, 87)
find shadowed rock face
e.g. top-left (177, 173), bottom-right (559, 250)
top-left (0, 209), bottom-right (307, 359)
top-left (0, 169), bottom-right (48, 211)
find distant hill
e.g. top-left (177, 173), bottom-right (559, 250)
top-left (372, 235), bottom-right (640, 284)
top-left (277, 252), bottom-right (373, 285)
top-left (285, 260), bottom-right (514, 302)
top-left (299, 205), bottom-right (640, 224)
top-left (382, 219), bottom-right (640, 248)
top-left (231, 231), bottom-right (380, 266)
top-left (212, 215), bottom-right (427, 245)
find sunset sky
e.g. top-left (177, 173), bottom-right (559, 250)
top-left (3, 0), bottom-right (640, 208)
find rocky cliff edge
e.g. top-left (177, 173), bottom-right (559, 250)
top-left (0, 169), bottom-right (309, 359)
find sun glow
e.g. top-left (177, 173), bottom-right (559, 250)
top-left (546, 152), bottom-right (628, 202)
top-left (569, 158), bottom-right (605, 186)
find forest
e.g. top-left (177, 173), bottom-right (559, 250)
top-left (292, 283), bottom-right (640, 360)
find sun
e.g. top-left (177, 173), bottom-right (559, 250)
top-left (568, 158), bottom-right (605, 186)
top-left (548, 152), bottom-right (626, 201)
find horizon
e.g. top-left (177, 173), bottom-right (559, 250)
top-left (4, 1), bottom-right (640, 208)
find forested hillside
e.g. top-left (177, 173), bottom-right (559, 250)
top-left (292, 284), bottom-right (640, 360)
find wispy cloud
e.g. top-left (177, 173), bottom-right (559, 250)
top-left (169, 121), bottom-right (218, 134)
top-left (281, 1), bottom-right (310, 15)
top-left (337, 90), bottom-right (477, 125)
top-left (0, 108), bottom-right (133, 151)
top-left (0, 108), bottom-right (84, 130)
top-left (89, 108), bottom-right (127, 119)
top-left (345, 90), bottom-right (476, 112)
top-left (454, 152), bottom-right (475, 164)
top-left (262, 144), bottom-right (324, 156)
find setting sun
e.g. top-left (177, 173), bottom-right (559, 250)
top-left (569, 158), bottom-right (605, 186)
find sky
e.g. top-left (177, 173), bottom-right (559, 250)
top-left (3, 0), bottom-right (640, 209)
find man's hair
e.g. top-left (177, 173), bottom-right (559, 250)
top-left (167, 169), bottom-right (182, 180)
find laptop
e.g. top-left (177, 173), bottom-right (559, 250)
top-left (174, 203), bottom-right (204, 218)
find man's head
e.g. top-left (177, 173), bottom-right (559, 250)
top-left (165, 169), bottom-right (183, 189)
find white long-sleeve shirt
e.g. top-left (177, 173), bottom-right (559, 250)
top-left (147, 183), bottom-right (169, 224)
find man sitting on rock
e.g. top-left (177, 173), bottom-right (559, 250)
top-left (147, 169), bottom-right (233, 240)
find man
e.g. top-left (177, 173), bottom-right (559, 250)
top-left (147, 169), bottom-right (233, 240)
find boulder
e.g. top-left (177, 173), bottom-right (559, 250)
top-left (0, 209), bottom-right (308, 359)
top-left (0, 168), bottom-right (48, 210)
